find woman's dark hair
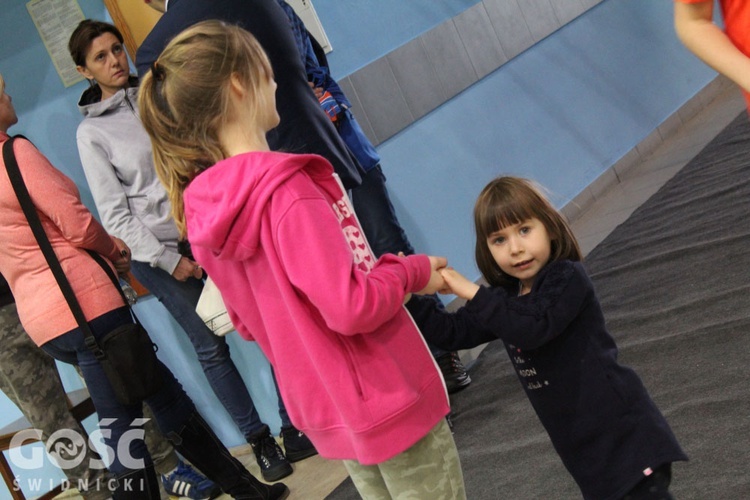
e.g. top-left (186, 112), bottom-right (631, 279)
top-left (474, 176), bottom-right (583, 288)
top-left (68, 19), bottom-right (124, 67)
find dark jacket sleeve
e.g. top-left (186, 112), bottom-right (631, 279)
top-left (406, 295), bottom-right (500, 351)
top-left (407, 261), bottom-right (593, 352)
top-left (465, 261), bottom-right (592, 350)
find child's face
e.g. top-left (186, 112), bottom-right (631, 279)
top-left (486, 217), bottom-right (551, 292)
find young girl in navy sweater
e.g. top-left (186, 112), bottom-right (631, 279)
top-left (407, 176), bottom-right (687, 500)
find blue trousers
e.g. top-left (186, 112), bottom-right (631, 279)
top-left (130, 261), bottom-right (290, 439)
top-left (350, 165), bottom-right (414, 259)
top-left (42, 307), bottom-right (193, 476)
top-left (350, 166), bottom-right (447, 358)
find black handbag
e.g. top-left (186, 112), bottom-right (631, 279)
top-left (2, 136), bottom-right (163, 406)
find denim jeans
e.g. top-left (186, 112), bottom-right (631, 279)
top-left (350, 165), bottom-right (415, 259)
top-left (41, 307), bottom-right (195, 476)
top-left (350, 166), bottom-right (447, 358)
top-left (130, 261), bottom-right (290, 439)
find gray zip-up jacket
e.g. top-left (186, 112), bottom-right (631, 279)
top-left (76, 79), bottom-right (181, 273)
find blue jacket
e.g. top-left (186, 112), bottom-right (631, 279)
top-left (276, 0), bottom-right (381, 171)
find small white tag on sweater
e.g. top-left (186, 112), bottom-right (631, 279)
top-left (643, 467), bottom-right (653, 476)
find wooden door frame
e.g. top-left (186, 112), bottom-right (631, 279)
top-left (102, 0), bottom-right (161, 64)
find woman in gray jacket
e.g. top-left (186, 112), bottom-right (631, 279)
top-left (69, 19), bottom-right (316, 486)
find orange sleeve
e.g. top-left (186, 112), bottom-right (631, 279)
top-left (13, 138), bottom-right (121, 263)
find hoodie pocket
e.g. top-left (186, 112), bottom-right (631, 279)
top-left (338, 336), bottom-right (366, 401)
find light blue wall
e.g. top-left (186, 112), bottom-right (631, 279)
top-left (0, 0), bottom-right (110, 211)
top-left (316, 0), bottom-right (482, 76)
top-left (0, 0), bottom-right (716, 496)
top-left (369, 0), bottom-right (717, 282)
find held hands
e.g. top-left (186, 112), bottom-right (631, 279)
top-left (439, 267), bottom-right (480, 301)
top-left (397, 252), bottom-right (447, 298)
top-left (396, 253), bottom-right (478, 300)
top-left (415, 255), bottom-right (448, 296)
top-left (172, 256), bottom-right (204, 281)
top-left (111, 237), bottom-right (131, 276)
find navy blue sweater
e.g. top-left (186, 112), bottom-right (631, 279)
top-left (407, 260), bottom-right (687, 500)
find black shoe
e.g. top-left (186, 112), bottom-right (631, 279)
top-left (437, 352), bottom-right (471, 394)
top-left (249, 425), bottom-right (293, 482)
top-left (168, 412), bottom-right (288, 499)
top-left (280, 426), bottom-right (318, 463)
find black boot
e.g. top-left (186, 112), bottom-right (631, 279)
top-left (248, 425), bottom-right (293, 482)
top-left (280, 425), bottom-right (318, 463)
top-left (437, 351), bottom-right (472, 394)
top-left (112, 465), bottom-right (160, 500)
top-left (167, 412), bottom-right (289, 500)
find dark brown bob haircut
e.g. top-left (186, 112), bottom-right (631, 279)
top-left (68, 19), bottom-right (124, 67)
top-left (473, 176), bottom-right (582, 288)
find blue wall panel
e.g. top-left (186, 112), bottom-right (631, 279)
top-left (376, 0), bottom-right (717, 282)
top-left (316, 0), bottom-right (482, 77)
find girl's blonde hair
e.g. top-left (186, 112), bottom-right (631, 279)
top-left (0, 73), bottom-right (5, 94)
top-left (474, 176), bottom-right (582, 288)
top-left (138, 20), bottom-right (273, 237)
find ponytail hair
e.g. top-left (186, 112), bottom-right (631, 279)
top-left (138, 20), bottom-right (273, 237)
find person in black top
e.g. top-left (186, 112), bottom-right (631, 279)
top-left (407, 177), bottom-right (687, 500)
top-left (136, 0), bottom-right (363, 190)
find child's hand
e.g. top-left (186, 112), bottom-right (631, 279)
top-left (415, 256), bottom-right (448, 295)
top-left (437, 269), bottom-right (455, 295)
top-left (440, 267), bottom-right (480, 301)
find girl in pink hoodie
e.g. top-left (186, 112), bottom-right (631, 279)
top-left (138, 21), bottom-right (466, 499)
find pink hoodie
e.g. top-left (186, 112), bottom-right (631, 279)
top-left (184, 151), bottom-right (450, 464)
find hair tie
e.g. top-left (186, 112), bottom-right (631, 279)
top-left (151, 61), bottom-right (164, 81)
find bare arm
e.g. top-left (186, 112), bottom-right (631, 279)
top-left (439, 267), bottom-right (480, 301)
top-left (675, 2), bottom-right (750, 94)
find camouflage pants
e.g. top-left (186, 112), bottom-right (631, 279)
top-left (0, 303), bottom-right (178, 499)
top-left (343, 418), bottom-right (466, 499)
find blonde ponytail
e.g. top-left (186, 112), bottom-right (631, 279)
top-left (138, 20), bottom-right (273, 238)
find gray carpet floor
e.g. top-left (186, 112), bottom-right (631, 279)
top-left (328, 112), bottom-right (750, 499)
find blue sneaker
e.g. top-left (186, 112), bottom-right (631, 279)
top-left (161, 461), bottom-right (222, 500)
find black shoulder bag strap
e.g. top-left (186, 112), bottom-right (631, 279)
top-left (2, 136), bottom-right (132, 358)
